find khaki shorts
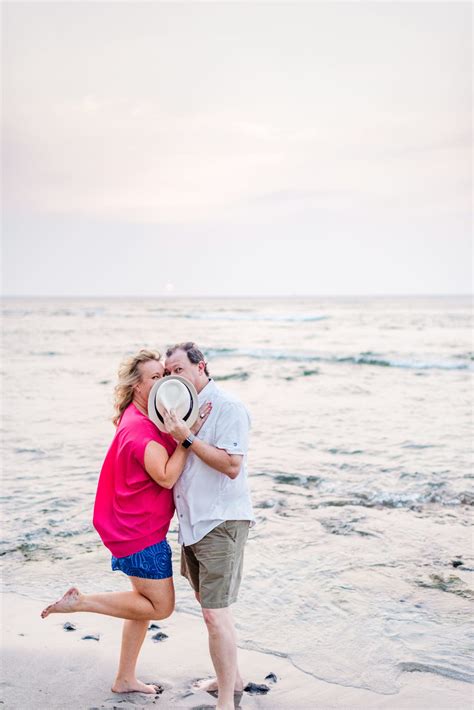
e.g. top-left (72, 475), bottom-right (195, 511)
top-left (180, 520), bottom-right (250, 609)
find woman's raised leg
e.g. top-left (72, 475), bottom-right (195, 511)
top-left (41, 575), bottom-right (175, 621)
top-left (41, 576), bottom-right (174, 694)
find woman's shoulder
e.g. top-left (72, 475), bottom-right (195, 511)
top-left (119, 405), bottom-right (175, 448)
top-left (114, 405), bottom-right (148, 440)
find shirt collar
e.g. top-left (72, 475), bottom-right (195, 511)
top-left (198, 378), bottom-right (218, 402)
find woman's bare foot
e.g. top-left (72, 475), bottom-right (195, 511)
top-left (112, 678), bottom-right (161, 694)
top-left (216, 703), bottom-right (235, 710)
top-left (41, 587), bottom-right (82, 618)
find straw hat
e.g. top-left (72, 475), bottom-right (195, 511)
top-left (148, 375), bottom-right (199, 432)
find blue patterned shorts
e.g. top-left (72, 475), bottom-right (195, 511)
top-left (111, 539), bottom-right (173, 580)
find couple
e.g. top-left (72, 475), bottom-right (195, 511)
top-left (41, 342), bottom-right (255, 710)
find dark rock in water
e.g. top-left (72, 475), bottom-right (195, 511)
top-left (452, 560), bottom-right (464, 568)
top-left (244, 682), bottom-right (270, 695)
top-left (416, 573), bottom-right (474, 600)
top-left (151, 631), bottom-right (168, 642)
top-left (63, 622), bottom-right (77, 631)
top-left (264, 673), bottom-right (278, 683)
top-left (81, 634), bottom-right (100, 641)
top-left (256, 499), bottom-right (277, 509)
top-left (148, 623), bottom-right (160, 630)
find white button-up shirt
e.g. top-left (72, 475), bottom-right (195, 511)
top-left (173, 379), bottom-right (255, 546)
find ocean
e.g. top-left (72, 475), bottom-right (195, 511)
top-left (1, 295), bottom-right (473, 694)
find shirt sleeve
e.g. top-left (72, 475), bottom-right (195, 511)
top-left (129, 420), bottom-right (174, 468)
top-left (214, 401), bottom-right (250, 455)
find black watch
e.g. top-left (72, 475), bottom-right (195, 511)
top-left (182, 434), bottom-right (195, 449)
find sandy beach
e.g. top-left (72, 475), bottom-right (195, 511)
top-left (1, 591), bottom-right (471, 709)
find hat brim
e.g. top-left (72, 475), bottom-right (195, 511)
top-left (147, 375), bottom-right (199, 433)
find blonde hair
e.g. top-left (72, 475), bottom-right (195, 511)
top-left (113, 349), bottom-right (161, 426)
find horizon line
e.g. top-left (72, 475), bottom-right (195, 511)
top-left (1, 293), bottom-right (472, 300)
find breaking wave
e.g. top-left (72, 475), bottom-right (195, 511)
top-left (205, 348), bottom-right (472, 371)
top-left (179, 312), bottom-right (328, 322)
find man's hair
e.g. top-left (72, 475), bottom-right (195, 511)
top-left (166, 341), bottom-right (210, 377)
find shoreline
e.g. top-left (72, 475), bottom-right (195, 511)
top-left (1, 591), bottom-right (472, 709)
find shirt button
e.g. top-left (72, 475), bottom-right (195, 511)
top-left (180, 514), bottom-right (183, 518)
top-left (177, 495), bottom-right (180, 499)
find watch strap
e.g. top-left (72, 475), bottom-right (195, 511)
top-left (182, 434), bottom-right (195, 449)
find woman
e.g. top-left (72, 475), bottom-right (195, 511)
top-left (41, 349), bottom-right (210, 695)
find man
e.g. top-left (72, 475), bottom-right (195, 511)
top-left (164, 342), bottom-right (254, 710)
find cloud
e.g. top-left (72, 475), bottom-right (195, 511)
top-left (4, 97), bottom-right (470, 226)
top-left (3, 1), bottom-right (471, 231)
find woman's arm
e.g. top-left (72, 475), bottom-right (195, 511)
top-left (143, 441), bottom-right (189, 490)
top-left (143, 401), bottom-right (212, 488)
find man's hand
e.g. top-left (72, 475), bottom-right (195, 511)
top-left (191, 402), bottom-right (212, 434)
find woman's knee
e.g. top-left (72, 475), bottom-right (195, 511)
top-left (151, 596), bottom-right (174, 620)
top-left (131, 576), bottom-right (175, 619)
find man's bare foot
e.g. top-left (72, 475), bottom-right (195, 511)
top-left (193, 677), bottom-right (219, 693)
top-left (41, 587), bottom-right (82, 618)
top-left (112, 679), bottom-right (161, 694)
top-left (192, 677), bottom-right (244, 693)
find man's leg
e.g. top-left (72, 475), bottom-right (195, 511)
top-left (193, 595), bottom-right (244, 694)
top-left (185, 523), bottom-right (249, 705)
top-left (201, 606), bottom-right (239, 710)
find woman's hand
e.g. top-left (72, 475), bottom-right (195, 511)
top-left (191, 402), bottom-right (212, 435)
top-left (163, 410), bottom-right (190, 442)
top-left (163, 402), bottom-right (212, 442)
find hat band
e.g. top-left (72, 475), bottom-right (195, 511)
top-left (153, 381), bottom-right (194, 425)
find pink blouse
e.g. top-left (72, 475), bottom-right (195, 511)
top-left (93, 404), bottom-right (177, 557)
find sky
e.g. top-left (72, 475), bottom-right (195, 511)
top-left (2, 1), bottom-right (472, 297)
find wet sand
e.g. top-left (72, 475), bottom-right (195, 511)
top-left (1, 592), bottom-right (471, 709)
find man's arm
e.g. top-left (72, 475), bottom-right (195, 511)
top-left (187, 437), bottom-right (243, 479)
top-left (163, 410), bottom-right (243, 479)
